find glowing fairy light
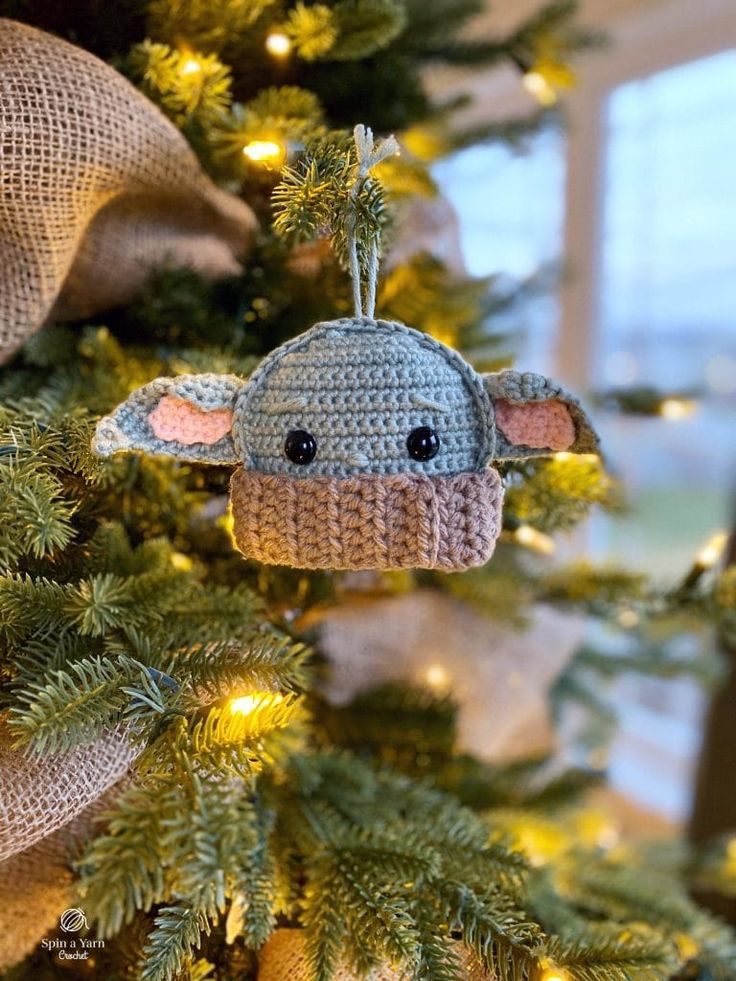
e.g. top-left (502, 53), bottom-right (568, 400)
top-left (424, 663), bottom-right (450, 692)
top-left (539, 967), bottom-right (569, 981)
top-left (554, 451), bottom-right (599, 465)
top-left (242, 139), bottom-right (286, 167)
top-left (179, 56), bottom-right (203, 76)
top-left (228, 692), bottom-right (284, 716)
top-left (170, 551), bottom-right (193, 571)
top-left (659, 397), bottom-right (696, 420)
top-left (515, 523), bottom-right (556, 555)
top-left (265, 31), bottom-right (292, 57)
top-left (695, 531), bottom-right (728, 570)
top-left (617, 608), bottom-right (640, 629)
top-left (522, 70), bottom-right (557, 106)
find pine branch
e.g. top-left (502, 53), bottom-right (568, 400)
top-left (9, 654), bottom-right (169, 752)
top-left (170, 636), bottom-right (311, 708)
top-left (189, 693), bottom-right (302, 774)
top-left (140, 905), bottom-right (210, 981)
top-left (81, 777), bottom-right (183, 936)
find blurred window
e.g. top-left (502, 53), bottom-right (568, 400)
top-left (594, 49), bottom-right (736, 576)
top-left (594, 49), bottom-right (736, 822)
top-left (433, 129), bottom-right (565, 372)
top-left (598, 48), bottom-right (736, 395)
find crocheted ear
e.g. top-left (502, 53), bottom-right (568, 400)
top-left (93, 374), bottom-right (245, 464)
top-left (484, 370), bottom-right (598, 460)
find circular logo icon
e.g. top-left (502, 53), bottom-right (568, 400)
top-left (60, 908), bottom-right (88, 933)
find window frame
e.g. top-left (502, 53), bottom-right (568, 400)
top-left (558, 0), bottom-right (736, 387)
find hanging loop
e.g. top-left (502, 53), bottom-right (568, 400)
top-left (347, 124), bottom-right (399, 319)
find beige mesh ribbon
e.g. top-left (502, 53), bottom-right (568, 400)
top-left (319, 592), bottom-right (583, 763)
top-left (0, 18), bottom-right (258, 363)
top-left (0, 715), bottom-right (136, 860)
top-left (0, 777), bottom-right (129, 971)
top-left (258, 929), bottom-right (494, 980)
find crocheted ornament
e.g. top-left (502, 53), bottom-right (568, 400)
top-left (258, 928), bottom-right (494, 980)
top-left (0, 18), bottom-right (257, 364)
top-left (94, 126), bottom-right (597, 572)
top-left (94, 320), bottom-right (597, 571)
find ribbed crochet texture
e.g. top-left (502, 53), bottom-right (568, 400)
top-left (257, 928), bottom-right (494, 981)
top-left (0, 18), bottom-right (257, 363)
top-left (231, 469), bottom-right (503, 570)
top-left (0, 715), bottom-right (136, 860)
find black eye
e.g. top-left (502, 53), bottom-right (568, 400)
top-left (407, 426), bottom-right (440, 462)
top-left (285, 429), bottom-right (317, 465)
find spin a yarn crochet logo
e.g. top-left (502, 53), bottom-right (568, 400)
top-left (40, 908), bottom-right (105, 961)
top-left (60, 907), bottom-right (87, 932)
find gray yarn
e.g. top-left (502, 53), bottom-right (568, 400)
top-left (348, 125), bottom-right (399, 318)
top-left (234, 317), bottom-right (494, 477)
top-left (485, 370), bottom-right (599, 458)
top-left (93, 373), bottom-right (243, 463)
top-left (94, 318), bottom-right (598, 476)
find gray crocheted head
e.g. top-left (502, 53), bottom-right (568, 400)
top-left (94, 317), bottom-right (598, 571)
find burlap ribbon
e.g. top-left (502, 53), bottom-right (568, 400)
top-left (0, 715), bottom-right (136, 861)
top-left (319, 592), bottom-right (583, 763)
top-left (0, 18), bottom-right (257, 363)
top-left (0, 782), bottom-right (128, 971)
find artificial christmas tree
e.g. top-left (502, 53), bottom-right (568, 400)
top-left (0, 2), bottom-right (735, 980)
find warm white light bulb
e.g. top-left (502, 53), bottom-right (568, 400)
top-left (229, 692), bottom-right (284, 715)
top-left (522, 71), bottom-right (557, 106)
top-left (266, 32), bottom-right (292, 57)
top-left (424, 663), bottom-right (450, 692)
top-left (242, 139), bottom-right (285, 165)
top-left (515, 524), bottom-right (556, 555)
top-left (695, 531), bottom-right (728, 569)
top-left (659, 397), bottom-right (696, 420)
top-left (180, 56), bottom-right (203, 76)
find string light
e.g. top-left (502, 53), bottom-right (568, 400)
top-left (423, 663), bottom-right (450, 693)
top-left (553, 451), bottom-right (599, 465)
top-left (617, 607), bottom-right (640, 629)
top-left (242, 139), bottom-right (286, 168)
top-left (228, 692), bottom-right (284, 716)
top-left (265, 31), bottom-right (292, 57)
top-left (695, 531), bottom-right (729, 570)
top-left (179, 56), bottom-right (203, 76)
top-left (677, 530), bottom-right (729, 593)
top-left (515, 523), bottom-right (556, 555)
top-left (659, 397), bottom-right (696, 420)
top-left (522, 70), bottom-right (557, 106)
top-left (539, 967), bottom-right (569, 981)
top-left (170, 551), bottom-right (193, 571)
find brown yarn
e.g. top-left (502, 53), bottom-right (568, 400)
top-left (319, 592), bottom-right (584, 763)
top-left (230, 469), bottom-right (503, 571)
top-left (0, 715), bottom-right (137, 860)
top-left (0, 780), bottom-right (128, 971)
top-left (258, 929), bottom-right (494, 980)
top-left (0, 18), bottom-right (257, 363)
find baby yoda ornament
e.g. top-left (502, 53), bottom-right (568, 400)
top-left (95, 127), bottom-right (597, 572)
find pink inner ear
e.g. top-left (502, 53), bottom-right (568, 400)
top-left (148, 395), bottom-right (234, 446)
top-left (495, 398), bottom-right (575, 451)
